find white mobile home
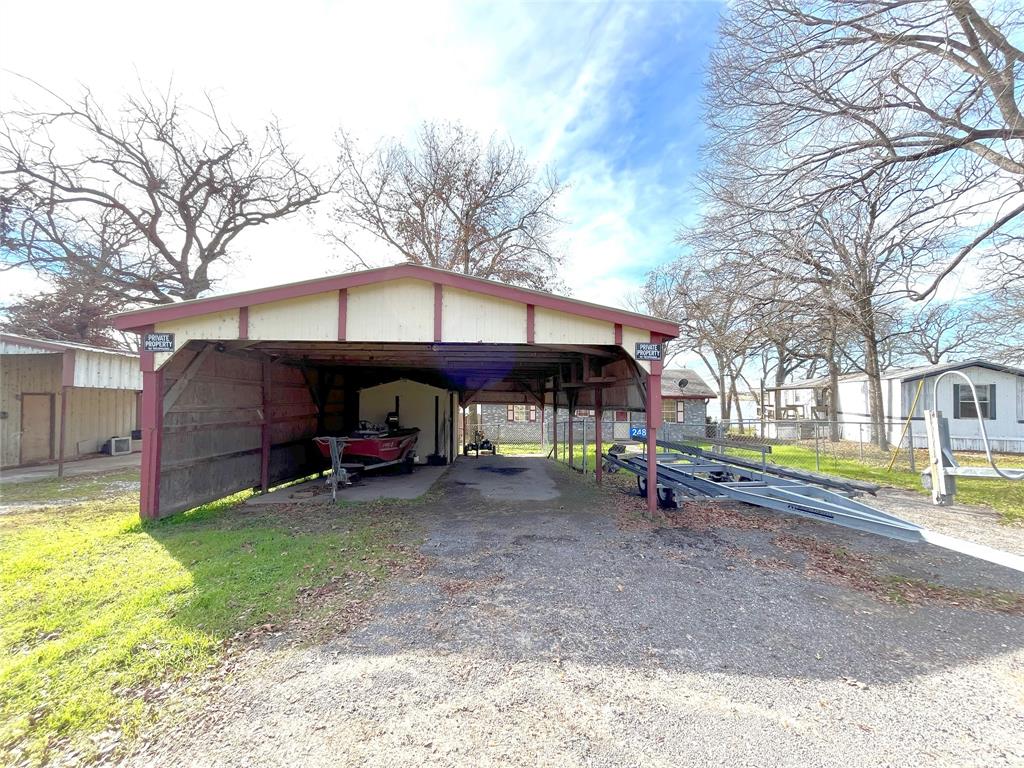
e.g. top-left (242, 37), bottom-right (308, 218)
top-left (777, 359), bottom-right (1024, 453)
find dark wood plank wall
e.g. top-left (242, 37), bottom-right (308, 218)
top-left (158, 344), bottom-right (325, 516)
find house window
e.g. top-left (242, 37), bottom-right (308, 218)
top-left (506, 405), bottom-right (538, 422)
top-left (662, 400), bottom-right (676, 423)
top-left (954, 383), bottom-right (995, 420)
top-left (614, 410), bottom-right (628, 421)
top-left (574, 408), bottom-right (595, 417)
top-left (662, 400), bottom-right (687, 423)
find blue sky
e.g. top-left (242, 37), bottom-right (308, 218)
top-left (0, 0), bottom-right (724, 309)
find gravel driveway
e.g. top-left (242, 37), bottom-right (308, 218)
top-left (127, 456), bottom-right (1024, 767)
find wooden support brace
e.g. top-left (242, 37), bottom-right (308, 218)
top-left (162, 343), bottom-right (216, 416)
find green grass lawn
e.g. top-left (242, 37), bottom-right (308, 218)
top-left (0, 471), bottom-right (410, 766)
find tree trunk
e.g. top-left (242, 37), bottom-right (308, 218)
top-left (826, 337), bottom-right (841, 441)
top-left (773, 347), bottom-right (786, 418)
top-left (862, 331), bottom-right (889, 451)
top-left (717, 370), bottom-right (730, 422)
top-left (729, 375), bottom-right (743, 427)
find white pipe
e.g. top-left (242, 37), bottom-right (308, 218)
top-left (931, 370), bottom-right (1024, 481)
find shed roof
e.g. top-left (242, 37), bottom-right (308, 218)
top-left (660, 368), bottom-right (716, 399)
top-left (111, 264), bottom-right (680, 338)
top-left (0, 333), bottom-right (138, 358)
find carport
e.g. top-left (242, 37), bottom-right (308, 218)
top-left (111, 264), bottom-right (678, 519)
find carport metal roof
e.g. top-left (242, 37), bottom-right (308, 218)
top-left (112, 263), bottom-right (678, 338)
top-left (117, 264), bottom-right (678, 519)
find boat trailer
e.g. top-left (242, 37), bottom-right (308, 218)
top-left (604, 440), bottom-right (926, 542)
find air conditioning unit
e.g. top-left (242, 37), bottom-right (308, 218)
top-left (103, 436), bottom-right (132, 456)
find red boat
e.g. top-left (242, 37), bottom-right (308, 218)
top-left (340, 426), bottom-right (420, 466)
top-left (316, 413), bottom-right (420, 473)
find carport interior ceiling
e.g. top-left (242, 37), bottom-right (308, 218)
top-left (241, 341), bottom-right (636, 408)
top-left (112, 264), bottom-right (679, 518)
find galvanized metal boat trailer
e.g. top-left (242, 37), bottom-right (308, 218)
top-left (604, 438), bottom-right (1024, 571)
top-left (604, 440), bottom-right (926, 542)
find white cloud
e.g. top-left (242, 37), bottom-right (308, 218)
top-left (0, 0), bottom-right (687, 311)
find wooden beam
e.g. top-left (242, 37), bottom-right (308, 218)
top-left (239, 306), bottom-right (249, 340)
top-left (162, 344), bottom-right (216, 416)
top-left (526, 304), bottom-right (535, 344)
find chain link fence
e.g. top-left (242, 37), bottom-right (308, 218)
top-left (716, 419), bottom-right (923, 476)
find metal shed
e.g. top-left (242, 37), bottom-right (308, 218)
top-left (111, 265), bottom-right (679, 519)
top-left (0, 334), bottom-right (142, 473)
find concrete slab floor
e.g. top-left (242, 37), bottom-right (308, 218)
top-left (447, 454), bottom-right (560, 501)
top-left (247, 463), bottom-right (451, 505)
top-left (0, 452), bottom-right (141, 485)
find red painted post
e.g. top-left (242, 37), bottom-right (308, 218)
top-left (139, 366), bottom-right (164, 519)
top-left (260, 358), bottom-right (272, 493)
top-left (568, 404), bottom-right (575, 469)
top-left (57, 386), bottom-right (69, 479)
top-left (595, 387), bottom-right (603, 485)
top-left (539, 394), bottom-right (546, 454)
top-left (646, 333), bottom-right (664, 515)
top-left (57, 349), bottom-right (74, 479)
top-left (552, 400), bottom-right (558, 461)
top-left (646, 374), bottom-right (661, 514)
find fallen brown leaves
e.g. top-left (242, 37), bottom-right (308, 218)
top-left (438, 575), bottom-right (504, 598)
top-left (772, 534), bottom-right (1024, 615)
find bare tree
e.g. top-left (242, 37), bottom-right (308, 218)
top-left (641, 258), bottom-right (761, 423)
top-left (977, 284), bottom-right (1024, 364)
top-left (902, 301), bottom-right (986, 363)
top-left (707, 0), bottom-right (1024, 297)
top-left (694, 161), bottom-right (957, 448)
top-left (0, 81), bottom-right (328, 304)
top-left (332, 121), bottom-right (564, 289)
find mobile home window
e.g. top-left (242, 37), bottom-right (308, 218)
top-left (953, 383), bottom-right (995, 420)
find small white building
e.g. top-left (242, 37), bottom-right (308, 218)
top-left (1, 334), bottom-right (142, 469)
top-left (777, 359), bottom-right (1024, 453)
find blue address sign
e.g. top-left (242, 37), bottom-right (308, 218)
top-left (629, 426), bottom-right (648, 440)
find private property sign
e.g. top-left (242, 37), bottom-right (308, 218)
top-left (142, 332), bottom-right (175, 353)
top-left (634, 342), bottom-right (663, 361)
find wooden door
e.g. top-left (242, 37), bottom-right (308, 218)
top-left (20, 393), bottom-right (54, 463)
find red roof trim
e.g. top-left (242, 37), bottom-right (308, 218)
top-left (110, 264), bottom-right (678, 338)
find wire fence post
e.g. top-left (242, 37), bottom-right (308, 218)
top-left (582, 418), bottom-right (588, 475)
top-left (907, 431), bottom-right (916, 472)
top-left (814, 422), bottom-right (821, 472)
top-left (858, 424), bottom-right (865, 461)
